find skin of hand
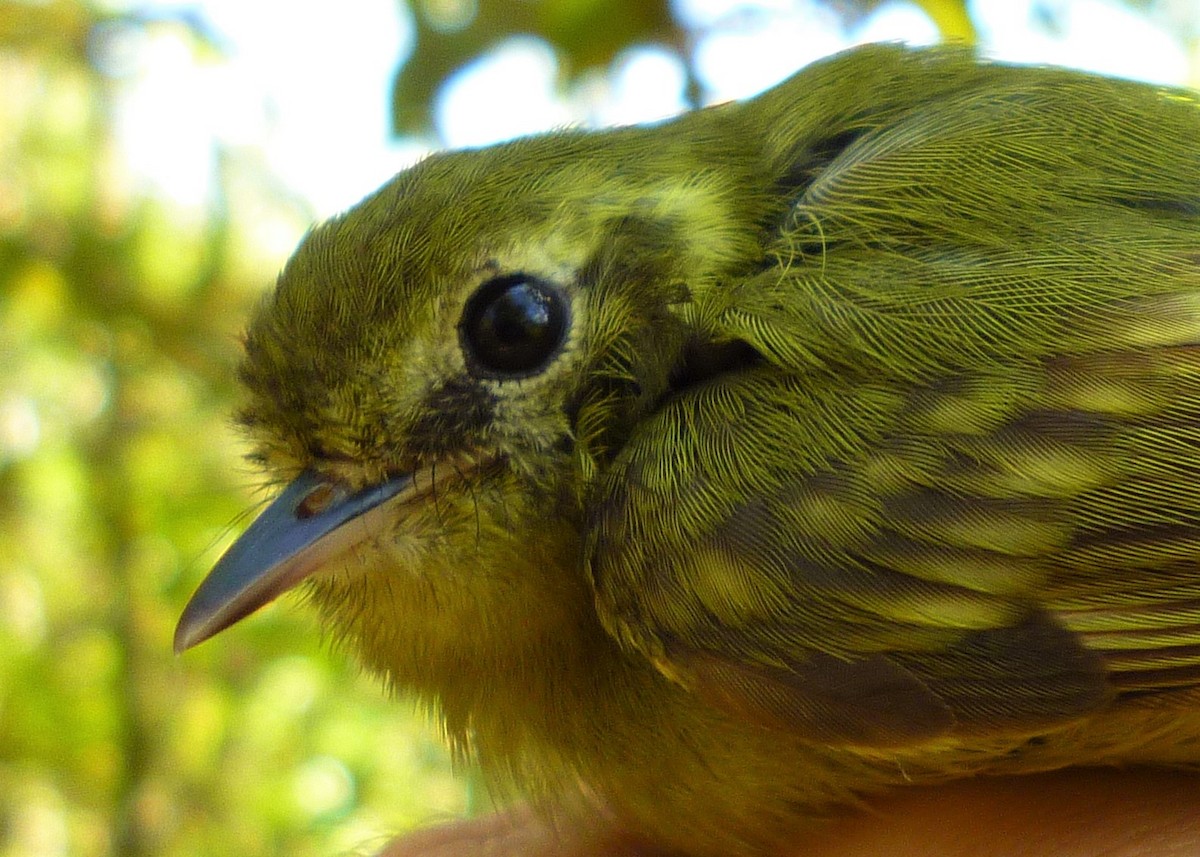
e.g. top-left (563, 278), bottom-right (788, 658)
top-left (175, 43), bottom-right (1200, 857)
top-left (378, 770), bottom-right (1200, 857)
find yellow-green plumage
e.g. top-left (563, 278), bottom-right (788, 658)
top-left (181, 44), bottom-right (1200, 856)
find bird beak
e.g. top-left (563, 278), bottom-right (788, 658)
top-left (174, 469), bottom-right (411, 653)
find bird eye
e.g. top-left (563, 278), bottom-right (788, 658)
top-left (459, 274), bottom-right (568, 377)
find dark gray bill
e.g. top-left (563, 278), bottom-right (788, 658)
top-left (174, 469), bottom-right (411, 653)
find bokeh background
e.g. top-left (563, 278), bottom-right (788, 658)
top-left (2, 1), bottom-right (1198, 855)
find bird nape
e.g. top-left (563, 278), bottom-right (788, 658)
top-left (176, 43), bottom-right (1200, 857)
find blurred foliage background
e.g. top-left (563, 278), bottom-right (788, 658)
top-left (0, 1), bottom-right (1196, 855)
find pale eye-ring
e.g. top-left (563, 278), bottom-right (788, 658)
top-left (459, 273), bottom-right (568, 378)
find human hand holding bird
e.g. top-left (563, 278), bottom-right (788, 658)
top-left (377, 770), bottom-right (1200, 857)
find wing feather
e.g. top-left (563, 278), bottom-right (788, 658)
top-left (588, 68), bottom-right (1200, 747)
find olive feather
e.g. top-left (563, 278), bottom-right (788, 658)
top-left (177, 44), bottom-right (1200, 857)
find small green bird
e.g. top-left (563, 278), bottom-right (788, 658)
top-left (177, 44), bottom-right (1200, 856)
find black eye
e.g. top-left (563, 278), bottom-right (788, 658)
top-left (459, 274), bottom-right (568, 378)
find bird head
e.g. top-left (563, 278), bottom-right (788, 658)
top-left (174, 113), bottom-right (775, 688)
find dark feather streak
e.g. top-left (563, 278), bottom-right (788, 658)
top-left (410, 375), bottom-right (497, 453)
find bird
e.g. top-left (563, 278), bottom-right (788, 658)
top-left (176, 43), bottom-right (1200, 857)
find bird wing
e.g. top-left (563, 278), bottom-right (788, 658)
top-left (587, 67), bottom-right (1200, 748)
